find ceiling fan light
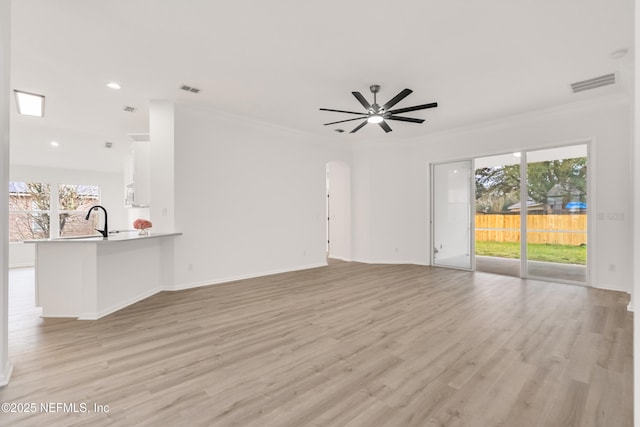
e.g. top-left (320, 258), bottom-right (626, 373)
top-left (367, 114), bottom-right (383, 124)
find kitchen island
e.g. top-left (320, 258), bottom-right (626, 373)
top-left (26, 231), bottom-right (181, 319)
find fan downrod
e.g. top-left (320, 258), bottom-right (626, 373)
top-left (369, 85), bottom-right (381, 109)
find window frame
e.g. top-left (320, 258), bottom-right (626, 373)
top-left (9, 181), bottom-right (101, 242)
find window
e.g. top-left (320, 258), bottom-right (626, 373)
top-left (9, 182), bottom-right (51, 242)
top-left (9, 181), bottom-right (100, 242)
top-left (58, 184), bottom-right (100, 238)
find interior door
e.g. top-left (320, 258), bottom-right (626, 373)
top-left (432, 160), bottom-right (473, 270)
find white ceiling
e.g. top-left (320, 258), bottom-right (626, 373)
top-left (9, 0), bottom-right (634, 172)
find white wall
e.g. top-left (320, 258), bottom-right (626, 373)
top-left (149, 101), bottom-right (175, 234)
top-left (352, 96), bottom-right (632, 293)
top-left (8, 165), bottom-right (128, 267)
top-left (351, 144), bottom-right (432, 265)
top-left (171, 105), bottom-right (351, 289)
top-left (0, 0), bottom-right (12, 387)
top-left (327, 161), bottom-right (351, 261)
top-left (633, 1), bottom-right (639, 423)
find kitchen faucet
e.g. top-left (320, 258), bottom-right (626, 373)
top-left (85, 205), bottom-right (109, 238)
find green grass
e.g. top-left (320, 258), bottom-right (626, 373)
top-left (475, 241), bottom-right (586, 265)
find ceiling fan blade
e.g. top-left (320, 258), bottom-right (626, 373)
top-left (319, 107), bottom-right (367, 115)
top-left (350, 120), bottom-right (368, 133)
top-left (382, 88), bottom-right (412, 110)
top-left (386, 116), bottom-right (425, 124)
top-left (387, 102), bottom-right (438, 115)
top-left (378, 120), bottom-right (392, 133)
top-left (352, 92), bottom-right (372, 110)
top-left (324, 116), bottom-right (367, 126)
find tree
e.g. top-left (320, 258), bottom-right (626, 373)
top-left (526, 158), bottom-right (586, 208)
top-left (475, 165), bottom-right (520, 213)
top-left (8, 182), bottom-right (51, 240)
top-left (58, 185), bottom-right (80, 233)
top-left (475, 157), bottom-right (586, 213)
top-left (9, 182), bottom-right (99, 241)
top-left (58, 184), bottom-right (100, 237)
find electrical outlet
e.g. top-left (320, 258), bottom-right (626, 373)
top-left (607, 212), bottom-right (624, 221)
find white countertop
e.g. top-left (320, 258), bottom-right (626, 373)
top-left (25, 231), bottom-right (181, 244)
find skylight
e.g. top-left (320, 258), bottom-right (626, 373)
top-left (14, 90), bottom-right (45, 117)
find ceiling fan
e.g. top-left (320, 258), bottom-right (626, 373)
top-left (320, 85), bottom-right (437, 133)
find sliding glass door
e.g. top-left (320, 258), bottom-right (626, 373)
top-left (432, 160), bottom-right (473, 270)
top-left (524, 145), bottom-right (588, 282)
top-left (474, 153), bottom-right (522, 277)
top-left (434, 143), bottom-right (588, 284)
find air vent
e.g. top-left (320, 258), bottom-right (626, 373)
top-left (570, 73), bottom-right (616, 93)
top-left (128, 133), bottom-right (150, 142)
top-left (123, 105), bottom-right (136, 112)
top-left (104, 142), bottom-right (113, 148)
top-left (334, 129), bottom-right (345, 133)
top-left (180, 84), bottom-right (201, 94)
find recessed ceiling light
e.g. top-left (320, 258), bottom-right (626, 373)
top-left (14, 90), bottom-right (45, 117)
top-left (50, 141), bottom-right (59, 147)
top-left (106, 82), bottom-right (121, 90)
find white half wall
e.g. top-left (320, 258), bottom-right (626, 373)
top-left (352, 96), bottom-right (632, 293)
top-left (172, 105), bottom-right (351, 289)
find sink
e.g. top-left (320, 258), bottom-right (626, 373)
top-left (55, 235), bottom-right (104, 240)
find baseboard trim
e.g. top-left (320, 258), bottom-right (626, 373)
top-left (78, 288), bottom-right (162, 320)
top-left (168, 262), bottom-right (328, 291)
top-left (9, 262), bottom-right (34, 269)
top-left (0, 360), bottom-right (14, 387)
top-left (353, 258), bottom-right (429, 266)
top-left (327, 256), bottom-right (352, 262)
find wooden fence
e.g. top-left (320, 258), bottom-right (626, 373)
top-left (475, 214), bottom-right (587, 246)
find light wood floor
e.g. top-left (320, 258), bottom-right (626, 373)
top-left (1, 261), bottom-right (633, 426)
